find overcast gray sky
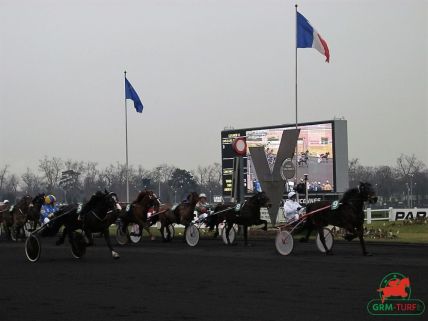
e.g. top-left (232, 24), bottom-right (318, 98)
top-left (1, 0), bottom-right (427, 175)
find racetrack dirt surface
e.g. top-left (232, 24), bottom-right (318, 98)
top-left (1, 237), bottom-right (427, 321)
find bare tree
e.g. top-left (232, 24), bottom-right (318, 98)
top-left (81, 162), bottom-right (100, 196)
top-left (134, 165), bottom-right (151, 190)
top-left (159, 164), bottom-right (176, 183)
top-left (348, 158), bottom-right (374, 187)
top-left (194, 165), bottom-right (207, 185)
top-left (396, 154), bottom-right (426, 207)
top-left (38, 156), bottom-right (64, 192)
top-left (211, 162), bottom-right (222, 185)
top-left (21, 168), bottom-right (44, 195)
top-left (396, 154), bottom-right (425, 178)
top-left (5, 174), bottom-right (19, 194)
top-left (0, 164), bottom-right (9, 193)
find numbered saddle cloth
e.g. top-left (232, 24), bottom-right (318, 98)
top-left (331, 201), bottom-right (340, 210)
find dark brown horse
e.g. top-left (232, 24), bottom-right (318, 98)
top-left (302, 182), bottom-right (378, 256)
top-left (3, 195), bottom-right (33, 241)
top-left (218, 191), bottom-right (270, 246)
top-left (0, 201), bottom-right (11, 226)
top-left (159, 192), bottom-right (199, 242)
top-left (118, 190), bottom-right (158, 241)
top-left (26, 193), bottom-right (46, 231)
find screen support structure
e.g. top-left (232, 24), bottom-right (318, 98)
top-left (249, 129), bottom-right (300, 224)
top-left (232, 156), bottom-right (245, 203)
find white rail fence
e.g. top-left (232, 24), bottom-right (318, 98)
top-left (365, 208), bottom-right (428, 224)
top-left (261, 207), bottom-right (428, 225)
top-left (155, 207), bottom-right (428, 228)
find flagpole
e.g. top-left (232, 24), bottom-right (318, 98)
top-left (124, 70), bottom-right (129, 203)
top-left (294, 4), bottom-right (299, 183)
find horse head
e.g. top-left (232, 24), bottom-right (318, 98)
top-left (31, 193), bottom-right (46, 208)
top-left (82, 190), bottom-right (121, 215)
top-left (26, 193), bottom-right (46, 221)
top-left (18, 195), bottom-right (33, 209)
top-left (187, 192), bottom-right (199, 206)
top-left (151, 193), bottom-right (161, 211)
top-left (133, 190), bottom-right (149, 203)
top-left (359, 182), bottom-right (378, 204)
top-left (251, 191), bottom-right (270, 208)
top-left (104, 191), bottom-right (122, 212)
top-left (133, 190), bottom-right (157, 209)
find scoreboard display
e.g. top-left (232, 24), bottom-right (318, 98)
top-left (221, 130), bottom-right (247, 195)
top-left (221, 120), bottom-right (349, 197)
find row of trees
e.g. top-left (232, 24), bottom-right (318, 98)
top-left (0, 157), bottom-right (222, 204)
top-left (349, 154), bottom-right (427, 207)
top-left (1, 153), bottom-right (427, 207)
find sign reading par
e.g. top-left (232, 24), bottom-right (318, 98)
top-left (392, 209), bottom-right (427, 221)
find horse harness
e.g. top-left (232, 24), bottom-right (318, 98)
top-left (13, 203), bottom-right (33, 217)
top-left (88, 208), bottom-right (116, 222)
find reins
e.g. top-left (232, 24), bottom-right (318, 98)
top-left (275, 204), bottom-right (332, 229)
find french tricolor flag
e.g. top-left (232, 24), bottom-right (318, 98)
top-left (297, 11), bottom-right (330, 63)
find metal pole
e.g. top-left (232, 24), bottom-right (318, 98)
top-left (304, 173), bottom-right (308, 204)
top-left (294, 4), bottom-right (299, 183)
top-left (239, 157), bottom-right (245, 203)
top-left (124, 71), bottom-right (129, 203)
top-left (406, 183), bottom-right (410, 208)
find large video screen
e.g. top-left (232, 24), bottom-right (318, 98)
top-left (221, 120), bottom-right (349, 197)
top-left (246, 123), bottom-right (334, 193)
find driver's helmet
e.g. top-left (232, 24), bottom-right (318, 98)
top-left (44, 195), bottom-right (56, 204)
top-left (288, 191), bottom-right (296, 199)
top-left (3, 200), bottom-right (9, 204)
top-left (199, 193), bottom-right (207, 199)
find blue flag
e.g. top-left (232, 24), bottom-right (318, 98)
top-left (125, 78), bottom-right (144, 113)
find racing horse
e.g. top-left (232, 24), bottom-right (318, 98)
top-left (158, 192), bottom-right (199, 242)
top-left (26, 193), bottom-right (46, 231)
top-left (52, 190), bottom-right (122, 258)
top-left (319, 152), bottom-right (330, 163)
top-left (0, 200), bottom-right (11, 226)
top-left (118, 190), bottom-right (158, 241)
top-left (2, 195), bottom-right (33, 241)
top-left (297, 151), bottom-right (309, 167)
top-left (301, 182), bottom-right (378, 256)
top-left (220, 191), bottom-right (270, 246)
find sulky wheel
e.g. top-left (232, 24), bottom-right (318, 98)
top-left (25, 234), bottom-right (41, 262)
top-left (185, 224), bottom-right (200, 247)
top-left (221, 223), bottom-right (237, 245)
top-left (70, 232), bottom-right (87, 259)
top-left (275, 230), bottom-right (294, 256)
top-left (316, 227), bottom-right (334, 253)
top-left (129, 224), bottom-right (142, 244)
top-left (115, 224), bottom-right (129, 245)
